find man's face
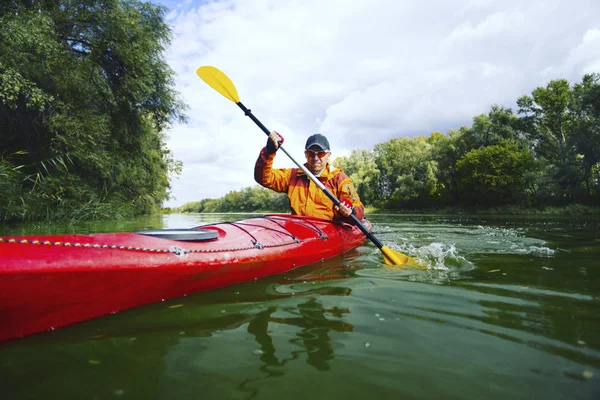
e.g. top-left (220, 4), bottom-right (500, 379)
top-left (304, 145), bottom-right (330, 175)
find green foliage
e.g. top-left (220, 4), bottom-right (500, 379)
top-left (455, 141), bottom-right (536, 206)
top-left (0, 0), bottom-right (185, 221)
top-left (463, 105), bottom-right (523, 150)
top-left (374, 136), bottom-right (440, 208)
top-left (0, 152), bottom-right (26, 220)
top-left (517, 80), bottom-right (576, 163)
top-left (333, 149), bottom-right (380, 203)
top-left (177, 186), bottom-right (289, 214)
top-left (571, 74), bottom-right (600, 200)
top-left (517, 74), bottom-right (600, 203)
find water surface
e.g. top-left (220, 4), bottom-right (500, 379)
top-left (1, 213), bottom-right (599, 399)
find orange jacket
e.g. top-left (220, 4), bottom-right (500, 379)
top-left (254, 148), bottom-right (365, 221)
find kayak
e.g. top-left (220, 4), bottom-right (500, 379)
top-left (0, 214), bottom-right (370, 342)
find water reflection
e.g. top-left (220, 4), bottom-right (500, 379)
top-left (239, 294), bottom-right (352, 396)
top-left (1, 276), bottom-right (355, 399)
top-left (249, 295), bottom-right (352, 371)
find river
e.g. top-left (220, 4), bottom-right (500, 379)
top-left (1, 213), bottom-right (599, 399)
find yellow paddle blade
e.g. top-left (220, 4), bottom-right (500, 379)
top-left (196, 66), bottom-right (240, 103)
top-left (381, 246), bottom-right (421, 268)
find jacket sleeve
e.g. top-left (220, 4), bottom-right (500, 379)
top-left (337, 174), bottom-right (365, 221)
top-left (254, 147), bottom-right (293, 193)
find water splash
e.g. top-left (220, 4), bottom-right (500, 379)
top-left (512, 245), bottom-right (556, 257)
top-left (417, 242), bottom-right (472, 270)
top-left (380, 241), bottom-right (474, 271)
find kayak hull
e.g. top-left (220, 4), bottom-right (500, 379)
top-left (0, 214), bottom-right (369, 342)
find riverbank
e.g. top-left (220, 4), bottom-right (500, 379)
top-left (363, 204), bottom-right (600, 216)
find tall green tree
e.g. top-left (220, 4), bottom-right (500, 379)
top-left (428, 128), bottom-right (469, 204)
top-left (517, 79), bottom-right (580, 202)
top-left (571, 74), bottom-right (600, 201)
top-left (0, 0), bottom-right (185, 220)
top-left (463, 105), bottom-right (522, 150)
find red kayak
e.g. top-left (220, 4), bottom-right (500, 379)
top-left (0, 214), bottom-right (369, 342)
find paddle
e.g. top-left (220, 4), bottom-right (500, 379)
top-left (196, 66), bottom-right (419, 267)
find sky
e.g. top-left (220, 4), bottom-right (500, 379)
top-left (152, 0), bottom-right (600, 207)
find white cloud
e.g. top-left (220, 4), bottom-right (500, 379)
top-left (156, 0), bottom-right (600, 207)
top-left (543, 28), bottom-right (600, 77)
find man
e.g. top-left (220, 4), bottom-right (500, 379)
top-left (254, 131), bottom-right (364, 221)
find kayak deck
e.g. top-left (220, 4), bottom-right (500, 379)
top-left (0, 214), bottom-right (369, 341)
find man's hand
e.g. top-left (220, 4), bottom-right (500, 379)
top-left (266, 131), bottom-right (284, 154)
top-left (335, 199), bottom-right (354, 218)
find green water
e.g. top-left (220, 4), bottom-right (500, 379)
top-left (1, 213), bottom-right (599, 399)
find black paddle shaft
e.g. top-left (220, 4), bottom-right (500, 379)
top-left (236, 101), bottom-right (385, 250)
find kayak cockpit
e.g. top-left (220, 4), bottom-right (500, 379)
top-left (135, 229), bottom-right (218, 241)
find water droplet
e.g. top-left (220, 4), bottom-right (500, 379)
top-left (253, 349), bottom-right (264, 356)
top-left (113, 389), bottom-right (124, 396)
top-left (364, 342), bottom-right (371, 348)
top-left (583, 370), bottom-right (593, 379)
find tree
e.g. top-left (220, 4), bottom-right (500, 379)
top-left (177, 186), bottom-right (289, 214)
top-left (571, 74), bottom-right (600, 201)
top-left (374, 136), bottom-right (439, 208)
top-left (455, 141), bottom-right (536, 206)
top-left (517, 79), bottom-right (579, 202)
top-left (428, 129), bottom-right (467, 204)
top-left (462, 105), bottom-right (522, 150)
top-left (0, 0), bottom-right (185, 220)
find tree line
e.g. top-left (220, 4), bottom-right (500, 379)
top-left (0, 0), bottom-right (184, 222)
top-left (179, 74), bottom-right (599, 214)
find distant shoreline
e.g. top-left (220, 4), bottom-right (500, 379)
top-left (164, 204), bottom-right (600, 216)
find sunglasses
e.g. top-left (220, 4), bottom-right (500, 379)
top-left (305, 150), bottom-right (330, 159)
